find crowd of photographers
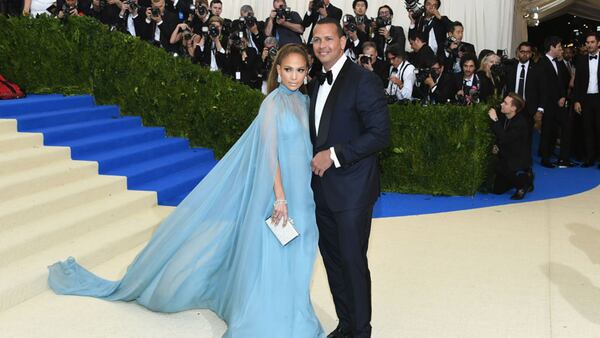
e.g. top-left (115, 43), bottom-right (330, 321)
top-left (5, 0), bottom-right (600, 200)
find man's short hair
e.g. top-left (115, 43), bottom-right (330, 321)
top-left (315, 17), bottom-right (344, 38)
top-left (461, 54), bottom-right (478, 68)
top-left (352, 0), bottom-right (368, 9)
top-left (264, 36), bottom-right (278, 47)
top-left (432, 56), bottom-right (444, 67)
top-left (377, 5), bottom-right (393, 16)
top-left (386, 43), bottom-right (405, 59)
top-left (507, 92), bottom-right (525, 113)
top-left (517, 41), bottom-right (532, 51)
top-left (451, 21), bottom-right (463, 32)
top-left (410, 32), bottom-right (428, 43)
top-left (426, 0), bottom-right (441, 9)
top-left (362, 41), bottom-right (376, 51)
top-left (240, 5), bottom-right (253, 13)
top-left (543, 36), bottom-right (562, 53)
top-left (209, 0), bottom-right (221, 6)
top-left (584, 31), bottom-right (600, 41)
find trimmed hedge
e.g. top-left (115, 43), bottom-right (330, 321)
top-left (0, 15), bottom-right (494, 196)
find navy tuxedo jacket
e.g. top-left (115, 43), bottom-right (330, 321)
top-left (309, 59), bottom-right (390, 212)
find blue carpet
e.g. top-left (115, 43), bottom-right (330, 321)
top-left (0, 95), bottom-right (217, 206)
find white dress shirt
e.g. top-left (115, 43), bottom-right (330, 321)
top-left (386, 61), bottom-right (416, 100)
top-left (546, 53), bottom-right (558, 74)
top-left (588, 53), bottom-right (599, 94)
top-left (315, 54), bottom-right (348, 168)
top-left (199, 42), bottom-right (225, 72)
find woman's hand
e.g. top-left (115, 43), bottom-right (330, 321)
top-left (271, 200), bottom-right (288, 227)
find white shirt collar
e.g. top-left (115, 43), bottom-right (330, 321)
top-left (546, 53), bottom-right (556, 62)
top-left (464, 74), bottom-right (474, 83)
top-left (322, 54), bottom-right (348, 84)
top-left (519, 60), bottom-right (530, 68)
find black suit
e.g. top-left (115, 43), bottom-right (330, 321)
top-left (506, 61), bottom-right (538, 118)
top-left (224, 48), bottom-right (262, 89)
top-left (409, 15), bottom-right (452, 54)
top-left (139, 9), bottom-right (179, 53)
top-left (309, 58), bottom-right (390, 338)
top-left (372, 25), bottom-right (406, 60)
top-left (441, 41), bottom-right (476, 73)
top-left (536, 55), bottom-right (571, 162)
top-left (426, 72), bottom-right (455, 104)
top-left (408, 45), bottom-right (436, 69)
top-left (303, 3), bottom-right (342, 45)
top-left (574, 54), bottom-right (600, 163)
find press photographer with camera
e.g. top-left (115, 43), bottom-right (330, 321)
top-left (420, 57), bottom-right (453, 104)
top-left (351, 0), bottom-right (371, 36)
top-left (303, 0), bottom-right (342, 46)
top-left (358, 41), bottom-right (387, 86)
top-left (92, 0), bottom-right (123, 30)
top-left (192, 15), bottom-right (228, 71)
top-left (477, 53), bottom-right (502, 102)
top-left (442, 21), bottom-right (476, 74)
top-left (224, 29), bottom-right (262, 89)
top-left (117, 0), bottom-right (146, 36)
top-left (231, 5), bottom-right (265, 54)
top-left (454, 54), bottom-right (480, 105)
top-left (407, 32), bottom-right (435, 69)
top-left (56, 0), bottom-right (93, 18)
top-left (488, 93), bottom-right (534, 200)
top-left (258, 37), bottom-right (279, 93)
top-left (407, 0), bottom-right (452, 55)
top-left (187, 0), bottom-right (210, 34)
top-left (372, 5), bottom-right (406, 61)
top-left (385, 44), bottom-right (416, 102)
top-left (138, 0), bottom-right (179, 53)
top-left (341, 14), bottom-right (368, 62)
top-left (264, 0), bottom-right (304, 47)
top-left (169, 21), bottom-right (199, 58)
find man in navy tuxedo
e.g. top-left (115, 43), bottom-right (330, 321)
top-left (309, 17), bottom-right (390, 338)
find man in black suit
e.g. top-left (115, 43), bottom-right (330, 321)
top-left (408, 32), bottom-right (436, 68)
top-left (309, 17), bottom-right (390, 338)
top-left (303, 0), bottom-right (342, 46)
top-left (422, 57), bottom-right (454, 104)
top-left (352, 0), bottom-right (372, 37)
top-left (231, 5), bottom-right (266, 53)
top-left (358, 41), bottom-right (388, 86)
top-left (574, 32), bottom-right (600, 168)
top-left (505, 42), bottom-right (539, 125)
top-left (372, 5), bottom-right (406, 60)
top-left (534, 36), bottom-right (575, 168)
top-left (488, 93), bottom-right (534, 200)
top-left (453, 54), bottom-right (481, 105)
top-left (442, 21), bottom-right (476, 74)
top-left (138, 0), bottom-right (179, 53)
top-left (407, 0), bottom-right (452, 55)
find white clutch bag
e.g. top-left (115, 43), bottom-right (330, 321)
top-left (265, 217), bottom-right (299, 246)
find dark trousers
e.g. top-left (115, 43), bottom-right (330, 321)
top-left (582, 94), bottom-right (600, 163)
top-left (493, 167), bottom-right (532, 194)
top-left (540, 106), bottom-right (572, 162)
top-left (314, 180), bottom-right (373, 338)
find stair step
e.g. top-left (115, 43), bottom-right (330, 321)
top-left (11, 106), bottom-right (120, 131)
top-left (0, 132), bottom-right (43, 151)
top-left (0, 208), bottom-right (165, 312)
top-left (39, 116), bottom-right (143, 144)
top-left (0, 175), bottom-right (127, 231)
top-left (0, 190), bottom-right (166, 268)
top-left (0, 146), bottom-right (71, 175)
top-left (0, 119), bottom-right (17, 134)
top-left (0, 160), bottom-right (98, 200)
top-left (0, 95), bottom-right (95, 116)
top-left (60, 127), bottom-right (166, 158)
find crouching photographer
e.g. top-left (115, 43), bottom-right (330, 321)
top-left (192, 15), bottom-right (228, 71)
top-left (358, 41), bottom-right (387, 86)
top-left (418, 57), bottom-right (454, 104)
top-left (225, 30), bottom-right (262, 89)
top-left (488, 93), bottom-right (534, 200)
top-left (385, 43), bottom-right (416, 103)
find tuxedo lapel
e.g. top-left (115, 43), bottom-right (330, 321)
top-left (315, 59), bottom-right (352, 149)
top-left (309, 81), bottom-right (320, 145)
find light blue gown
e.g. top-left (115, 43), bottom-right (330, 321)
top-left (48, 84), bottom-right (325, 338)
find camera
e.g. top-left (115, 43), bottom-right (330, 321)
top-left (359, 55), bottom-right (371, 65)
top-left (405, 0), bottom-right (425, 20)
top-left (245, 15), bottom-right (257, 27)
top-left (151, 7), bottom-right (160, 17)
top-left (124, 0), bottom-right (138, 11)
top-left (342, 15), bottom-right (357, 33)
top-left (208, 24), bottom-right (220, 38)
top-left (229, 31), bottom-right (246, 50)
top-left (414, 68), bottom-right (432, 84)
top-left (311, 0), bottom-right (325, 13)
top-left (181, 28), bottom-right (193, 40)
top-left (457, 86), bottom-right (480, 105)
top-left (375, 16), bottom-right (391, 29)
top-left (235, 16), bottom-right (257, 31)
top-left (61, 4), bottom-right (73, 17)
top-left (196, 4), bottom-right (208, 16)
top-left (275, 7), bottom-right (291, 21)
top-left (98, 0), bottom-right (107, 10)
top-left (268, 46), bottom-right (278, 58)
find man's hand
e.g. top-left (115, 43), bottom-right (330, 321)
top-left (558, 97), bottom-right (566, 108)
top-left (317, 5), bottom-right (327, 17)
top-left (424, 74), bottom-right (435, 88)
top-left (574, 102), bottom-right (582, 114)
top-left (488, 108), bottom-right (498, 121)
top-left (311, 149), bottom-right (333, 177)
top-left (432, 8), bottom-right (442, 19)
top-left (262, 47), bottom-right (269, 61)
top-left (307, 0), bottom-right (313, 11)
top-left (276, 17), bottom-right (286, 25)
top-left (408, 10), bottom-right (415, 24)
top-left (456, 89), bottom-right (465, 97)
top-left (390, 76), bottom-right (403, 88)
top-left (379, 27), bottom-right (390, 39)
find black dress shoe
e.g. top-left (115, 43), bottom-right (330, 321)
top-left (328, 326), bottom-right (352, 338)
top-left (581, 161), bottom-right (595, 168)
top-left (556, 160), bottom-right (578, 168)
top-left (541, 160), bottom-right (556, 169)
top-left (511, 188), bottom-right (527, 200)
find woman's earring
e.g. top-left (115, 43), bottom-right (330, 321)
top-left (304, 77), bottom-right (308, 85)
top-left (277, 74), bottom-right (282, 83)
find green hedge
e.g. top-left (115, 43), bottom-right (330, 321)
top-left (0, 15), bottom-right (494, 196)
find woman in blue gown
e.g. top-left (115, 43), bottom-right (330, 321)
top-left (48, 44), bottom-right (325, 338)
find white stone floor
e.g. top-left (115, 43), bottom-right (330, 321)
top-left (1, 185), bottom-right (599, 338)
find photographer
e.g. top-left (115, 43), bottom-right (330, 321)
top-left (477, 52), bottom-right (501, 102)
top-left (302, 0), bottom-right (342, 46)
top-left (264, 0), bottom-right (304, 47)
top-left (352, 0), bottom-right (372, 36)
top-left (208, 0), bottom-right (232, 28)
top-left (188, 0), bottom-right (210, 34)
top-left (139, 0), bottom-right (179, 53)
top-left (56, 0), bottom-right (93, 18)
top-left (488, 93), bottom-right (533, 200)
top-left (170, 21), bottom-right (198, 58)
top-left (372, 5), bottom-right (406, 61)
top-left (92, 0), bottom-right (123, 30)
top-left (117, 0), bottom-right (146, 36)
top-left (258, 37), bottom-right (279, 93)
top-left (454, 54), bottom-right (480, 105)
top-left (407, 32), bottom-right (435, 68)
top-left (342, 14), bottom-right (368, 62)
top-left (421, 57), bottom-right (454, 104)
top-left (358, 41), bottom-right (387, 86)
top-left (407, 0), bottom-right (452, 55)
top-left (224, 30), bottom-right (262, 89)
top-left (231, 5), bottom-right (265, 54)
top-left (192, 15), bottom-right (227, 71)
top-left (385, 44), bottom-right (416, 101)
top-left (442, 21), bottom-right (476, 74)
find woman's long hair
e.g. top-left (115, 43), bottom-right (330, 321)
top-left (266, 43), bottom-right (310, 94)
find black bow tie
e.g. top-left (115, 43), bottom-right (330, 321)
top-left (391, 67), bottom-right (398, 73)
top-left (317, 70), bottom-right (333, 85)
top-left (552, 57), bottom-right (558, 63)
top-left (590, 55), bottom-right (598, 60)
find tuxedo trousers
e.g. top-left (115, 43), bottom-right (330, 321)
top-left (313, 178), bottom-right (373, 338)
top-left (582, 93), bottom-right (600, 162)
top-left (540, 106), bottom-right (572, 162)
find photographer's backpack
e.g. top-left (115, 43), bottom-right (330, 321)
top-left (0, 74), bottom-right (25, 100)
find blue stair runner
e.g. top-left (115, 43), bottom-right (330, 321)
top-left (0, 95), bottom-right (217, 206)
